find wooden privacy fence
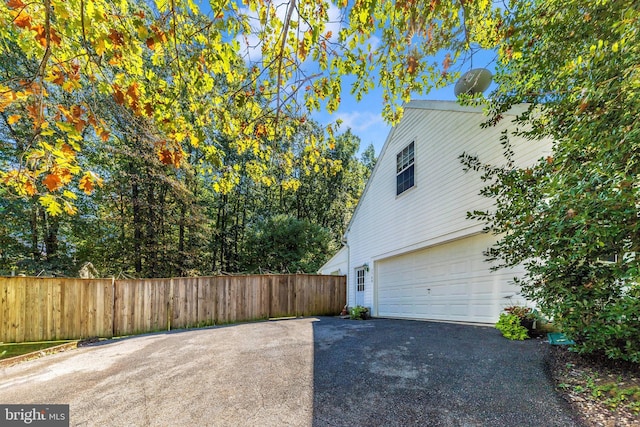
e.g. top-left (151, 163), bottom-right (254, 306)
top-left (0, 274), bottom-right (346, 343)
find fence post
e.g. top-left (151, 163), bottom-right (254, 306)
top-left (266, 275), bottom-right (271, 319)
top-left (293, 274), bottom-right (298, 317)
top-left (168, 278), bottom-right (174, 331)
top-left (111, 276), bottom-right (116, 338)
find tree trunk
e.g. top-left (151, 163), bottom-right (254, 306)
top-left (145, 181), bottom-right (157, 276)
top-left (132, 178), bottom-right (142, 274)
top-left (30, 201), bottom-right (39, 261)
top-left (42, 211), bottom-right (59, 263)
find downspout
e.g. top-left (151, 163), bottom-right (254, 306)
top-left (341, 234), bottom-right (350, 309)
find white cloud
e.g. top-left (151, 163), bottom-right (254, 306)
top-left (235, 0), bottom-right (344, 64)
top-left (335, 110), bottom-right (385, 133)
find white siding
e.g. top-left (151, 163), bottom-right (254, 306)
top-left (345, 100), bottom-right (550, 314)
top-left (376, 233), bottom-right (528, 323)
top-left (318, 246), bottom-right (348, 276)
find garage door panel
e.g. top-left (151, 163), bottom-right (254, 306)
top-left (376, 234), bottom-right (522, 323)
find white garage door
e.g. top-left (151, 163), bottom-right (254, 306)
top-left (376, 234), bottom-right (524, 323)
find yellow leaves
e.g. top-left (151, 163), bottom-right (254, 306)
top-left (51, 0), bottom-right (70, 19)
top-left (39, 192), bottom-right (78, 216)
top-left (39, 194), bottom-right (63, 216)
top-left (0, 88), bottom-right (13, 112)
top-left (0, 0), bottom-right (348, 212)
top-left (2, 169), bottom-right (35, 197)
top-left (212, 165), bottom-right (241, 194)
top-left (62, 79), bottom-right (81, 92)
top-left (281, 178), bottom-right (300, 192)
top-left (63, 201), bottom-right (77, 215)
top-left (95, 38), bottom-right (107, 56)
top-left (39, 192), bottom-right (76, 215)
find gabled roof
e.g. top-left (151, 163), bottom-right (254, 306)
top-left (317, 245), bottom-right (347, 274)
top-left (343, 100), bottom-right (530, 240)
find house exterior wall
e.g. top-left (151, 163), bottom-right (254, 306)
top-left (344, 100), bottom-right (550, 311)
top-left (318, 246), bottom-right (348, 276)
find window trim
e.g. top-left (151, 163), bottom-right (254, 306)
top-left (396, 141), bottom-right (415, 196)
top-left (356, 267), bottom-right (365, 292)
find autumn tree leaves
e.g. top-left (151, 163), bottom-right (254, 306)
top-left (1, 0), bottom-right (507, 218)
top-left (2, 0), bottom-right (236, 214)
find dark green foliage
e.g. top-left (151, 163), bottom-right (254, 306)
top-left (349, 305), bottom-right (369, 320)
top-left (241, 215), bottom-right (333, 273)
top-left (462, 0), bottom-right (640, 362)
top-left (559, 290), bottom-right (640, 363)
top-left (0, 114), bottom-right (372, 277)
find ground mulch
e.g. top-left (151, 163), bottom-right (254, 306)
top-left (548, 345), bottom-right (640, 427)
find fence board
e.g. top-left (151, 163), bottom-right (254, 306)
top-left (113, 279), bottom-right (172, 336)
top-left (0, 278), bottom-right (114, 342)
top-left (270, 275), bottom-right (294, 318)
top-left (173, 277), bottom-right (198, 329)
top-left (0, 274), bottom-right (345, 343)
top-left (196, 277), bottom-right (215, 326)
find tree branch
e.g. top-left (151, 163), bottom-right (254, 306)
top-left (275, 0), bottom-right (297, 130)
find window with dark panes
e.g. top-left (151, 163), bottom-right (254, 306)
top-left (396, 141), bottom-right (415, 195)
top-left (356, 268), bottom-right (365, 292)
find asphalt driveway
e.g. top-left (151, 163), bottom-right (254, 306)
top-left (0, 317), bottom-right (581, 426)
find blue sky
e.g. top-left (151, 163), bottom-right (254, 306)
top-left (195, 0), bottom-right (496, 157)
top-left (312, 83), bottom-right (463, 157)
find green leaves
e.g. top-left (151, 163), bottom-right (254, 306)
top-left (467, 0), bottom-right (640, 362)
top-left (241, 215), bottom-right (333, 274)
top-left (495, 313), bottom-right (529, 340)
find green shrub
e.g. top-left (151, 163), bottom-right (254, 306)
top-left (350, 305), bottom-right (369, 320)
top-left (495, 313), bottom-right (529, 340)
top-left (556, 291), bottom-right (640, 363)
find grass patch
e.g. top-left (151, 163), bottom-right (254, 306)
top-left (0, 341), bottom-right (74, 360)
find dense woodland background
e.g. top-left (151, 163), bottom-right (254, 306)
top-left (0, 91), bottom-right (375, 278)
